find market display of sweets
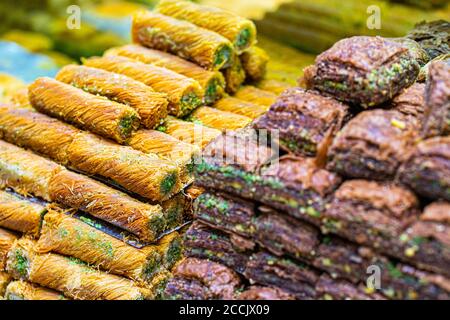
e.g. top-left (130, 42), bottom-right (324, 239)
top-left (0, 1), bottom-right (294, 300)
top-left (165, 25), bottom-right (450, 300)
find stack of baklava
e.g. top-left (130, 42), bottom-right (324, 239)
top-left (167, 29), bottom-right (450, 300)
top-left (0, 0), bottom-right (286, 300)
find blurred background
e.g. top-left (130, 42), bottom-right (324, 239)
top-left (0, 0), bottom-right (448, 100)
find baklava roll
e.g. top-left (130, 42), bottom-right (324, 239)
top-left (0, 190), bottom-right (46, 238)
top-left (240, 46), bottom-right (269, 81)
top-left (56, 65), bottom-right (169, 129)
top-left (188, 106), bottom-right (252, 131)
top-left (132, 11), bottom-right (233, 70)
top-left (6, 238), bottom-right (152, 300)
top-left (0, 228), bottom-right (18, 271)
top-left (143, 231), bottom-right (182, 270)
top-left (105, 45), bottom-right (225, 105)
top-left (214, 97), bottom-right (267, 119)
top-left (28, 78), bottom-right (140, 144)
top-left (48, 169), bottom-right (166, 242)
top-left (67, 133), bottom-right (180, 202)
top-left (222, 53), bottom-right (246, 94)
top-left (159, 116), bottom-right (221, 149)
top-left (156, 0), bottom-right (256, 53)
top-left (0, 271), bottom-right (11, 296)
top-left (0, 106), bottom-right (80, 164)
top-left (5, 281), bottom-right (67, 300)
top-left (84, 56), bottom-right (203, 117)
top-left (235, 86), bottom-right (277, 107)
top-left (0, 140), bottom-right (62, 201)
top-left (37, 210), bottom-right (162, 282)
top-left (129, 129), bottom-right (200, 187)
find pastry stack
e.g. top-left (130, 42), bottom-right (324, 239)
top-left (167, 31), bottom-right (450, 300)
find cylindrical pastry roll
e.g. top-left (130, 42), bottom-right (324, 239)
top-left (0, 228), bottom-right (18, 271)
top-left (0, 106), bottom-right (80, 164)
top-left (214, 97), bottom-right (267, 119)
top-left (67, 133), bottom-right (181, 202)
top-left (0, 140), bottom-right (62, 201)
top-left (6, 238), bottom-right (152, 300)
top-left (5, 281), bottom-right (67, 300)
top-left (48, 170), bottom-right (166, 242)
top-left (56, 65), bottom-right (169, 129)
top-left (222, 54), bottom-right (246, 94)
top-left (105, 45), bottom-right (225, 105)
top-left (235, 86), bottom-right (277, 107)
top-left (28, 77), bottom-right (140, 143)
top-left (188, 106), bottom-right (252, 131)
top-left (0, 190), bottom-right (46, 237)
top-left (143, 231), bottom-right (182, 270)
top-left (37, 209), bottom-right (162, 282)
top-left (240, 46), bottom-right (269, 81)
top-left (132, 11), bottom-right (233, 70)
top-left (159, 116), bottom-right (221, 149)
top-left (84, 56), bottom-right (203, 117)
top-left (129, 130), bottom-right (200, 187)
top-left (156, 0), bottom-right (256, 53)
top-left (0, 271), bottom-right (11, 296)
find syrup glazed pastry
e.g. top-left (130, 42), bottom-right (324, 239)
top-left (4, 281), bottom-right (67, 300)
top-left (193, 192), bottom-right (256, 239)
top-left (196, 132), bottom-right (340, 226)
top-left (66, 133), bottom-right (181, 202)
top-left (213, 97), bottom-right (267, 119)
top-left (240, 46), bottom-right (269, 82)
top-left (327, 109), bottom-right (418, 181)
top-left (28, 77), bottom-right (140, 144)
top-left (105, 45), bottom-right (225, 105)
top-left (0, 106), bottom-right (80, 164)
top-left (244, 251), bottom-right (319, 300)
top-left (391, 82), bottom-right (426, 124)
top-left (0, 190), bottom-right (46, 238)
top-left (421, 60), bottom-right (450, 138)
top-left (48, 169), bottom-right (166, 242)
top-left (128, 129), bottom-right (200, 187)
top-left (253, 87), bottom-right (348, 157)
top-left (312, 236), bottom-right (450, 299)
top-left (234, 86), bottom-right (278, 107)
top-left (0, 272), bottom-right (11, 297)
top-left (164, 257), bottom-right (242, 300)
top-left (303, 36), bottom-right (420, 107)
top-left (6, 238), bottom-right (154, 300)
top-left (56, 65), bottom-right (169, 129)
top-left (132, 11), bottom-right (233, 71)
top-left (315, 274), bottom-right (385, 300)
top-left (37, 209), bottom-right (163, 282)
top-left (0, 140), bottom-right (62, 202)
top-left (0, 228), bottom-right (18, 271)
top-left (399, 136), bottom-right (450, 201)
top-left (183, 222), bottom-right (251, 274)
top-left (187, 106), bottom-right (252, 131)
top-left (323, 179), bottom-right (421, 250)
top-left (156, 0), bottom-right (256, 54)
top-left (400, 201), bottom-right (450, 277)
top-left (158, 116), bottom-right (221, 149)
top-left (221, 53), bottom-right (246, 94)
top-left (84, 55), bottom-right (203, 117)
top-left (236, 286), bottom-right (295, 300)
